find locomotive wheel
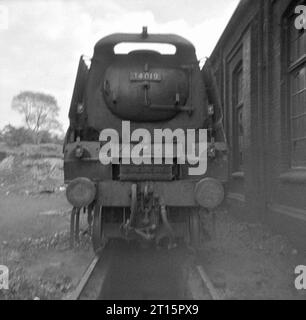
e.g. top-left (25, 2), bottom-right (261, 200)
top-left (189, 210), bottom-right (201, 249)
top-left (92, 205), bottom-right (104, 253)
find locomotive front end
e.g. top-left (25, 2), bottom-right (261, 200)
top-left (64, 28), bottom-right (228, 252)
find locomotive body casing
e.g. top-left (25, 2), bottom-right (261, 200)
top-left (65, 32), bottom-right (227, 183)
top-left (103, 52), bottom-right (189, 122)
top-left (68, 33), bottom-right (209, 138)
top-left (64, 31), bottom-right (228, 246)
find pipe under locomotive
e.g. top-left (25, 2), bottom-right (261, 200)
top-left (63, 28), bottom-right (228, 253)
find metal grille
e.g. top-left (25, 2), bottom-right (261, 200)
top-left (119, 164), bottom-right (175, 181)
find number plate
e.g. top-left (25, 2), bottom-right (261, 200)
top-left (130, 72), bottom-right (162, 82)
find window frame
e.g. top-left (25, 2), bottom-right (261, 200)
top-left (287, 9), bottom-right (306, 168)
top-left (232, 62), bottom-right (244, 172)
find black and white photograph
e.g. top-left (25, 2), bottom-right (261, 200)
top-left (0, 0), bottom-right (306, 304)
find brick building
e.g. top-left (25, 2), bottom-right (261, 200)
top-left (206, 0), bottom-right (306, 245)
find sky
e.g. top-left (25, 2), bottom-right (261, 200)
top-left (0, 0), bottom-right (240, 131)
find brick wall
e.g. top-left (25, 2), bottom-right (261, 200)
top-left (207, 0), bottom-right (306, 247)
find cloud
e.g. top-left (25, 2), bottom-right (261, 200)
top-left (0, 0), bottom-right (239, 130)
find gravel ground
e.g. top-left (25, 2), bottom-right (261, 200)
top-left (199, 209), bottom-right (306, 300)
top-left (0, 192), bottom-right (93, 300)
top-left (0, 233), bottom-right (93, 300)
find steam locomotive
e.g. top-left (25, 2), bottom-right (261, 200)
top-left (64, 28), bottom-right (228, 253)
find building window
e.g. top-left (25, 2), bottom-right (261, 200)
top-left (289, 13), bottom-right (306, 167)
top-left (233, 63), bottom-right (244, 172)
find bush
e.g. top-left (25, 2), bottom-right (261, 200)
top-left (1, 125), bottom-right (34, 147)
top-left (0, 125), bottom-right (64, 147)
top-left (39, 131), bottom-right (64, 145)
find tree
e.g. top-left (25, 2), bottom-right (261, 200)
top-left (11, 91), bottom-right (63, 144)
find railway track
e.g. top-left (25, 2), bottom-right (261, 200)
top-left (65, 241), bottom-right (220, 301)
top-left (64, 244), bottom-right (113, 300)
